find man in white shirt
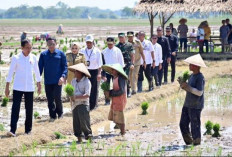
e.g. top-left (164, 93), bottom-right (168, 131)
top-left (80, 35), bottom-right (103, 111)
top-left (151, 34), bottom-right (163, 87)
top-left (5, 39), bottom-right (41, 137)
top-left (138, 31), bottom-right (155, 92)
top-left (102, 37), bottom-right (124, 105)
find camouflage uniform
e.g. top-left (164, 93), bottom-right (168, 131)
top-left (116, 41), bottom-right (134, 96)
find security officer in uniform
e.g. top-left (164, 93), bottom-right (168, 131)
top-left (116, 33), bottom-right (135, 97)
top-left (157, 26), bottom-right (171, 86)
top-left (165, 26), bottom-right (179, 83)
top-left (127, 31), bottom-right (146, 95)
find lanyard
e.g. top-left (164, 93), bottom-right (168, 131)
top-left (85, 47), bottom-right (94, 61)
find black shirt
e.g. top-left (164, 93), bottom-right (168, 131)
top-left (157, 36), bottom-right (171, 60)
top-left (165, 34), bottom-right (179, 55)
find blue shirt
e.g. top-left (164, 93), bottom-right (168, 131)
top-left (184, 73), bottom-right (205, 110)
top-left (39, 49), bottom-right (68, 85)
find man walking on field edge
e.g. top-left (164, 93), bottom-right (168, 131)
top-left (178, 54), bottom-right (206, 145)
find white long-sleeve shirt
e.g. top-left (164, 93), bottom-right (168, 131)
top-left (80, 47), bottom-right (103, 70)
top-left (102, 46), bottom-right (125, 67)
top-left (140, 39), bottom-right (155, 65)
top-left (153, 43), bottom-right (163, 66)
top-left (6, 52), bottom-right (41, 92)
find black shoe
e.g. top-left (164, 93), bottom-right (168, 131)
top-left (131, 91), bottom-right (136, 95)
top-left (58, 114), bottom-right (63, 119)
top-left (105, 101), bottom-right (110, 105)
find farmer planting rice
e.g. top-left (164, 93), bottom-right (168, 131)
top-left (5, 39), bottom-right (41, 137)
top-left (102, 64), bottom-right (127, 136)
top-left (68, 63), bottom-right (92, 142)
top-left (66, 42), bottom-right (86, 84)
top-left (178, 54), bottom-right (206, 145)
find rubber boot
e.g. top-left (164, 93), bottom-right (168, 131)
top-left (137, 81), bottom-right (142, 93)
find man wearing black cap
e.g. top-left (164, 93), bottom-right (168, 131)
top-left (102, 37), bottom-right (124, 105)
top-left (127, 31), bottom-right (146, 95)
top-left (116, 33), bottom-right (135, 97)
top-left (157, 26), bottom-right (171, 85)
top-left (165, 26), bottom-right (179, 83)
top-left (138, 31), bottom-right (155, 92)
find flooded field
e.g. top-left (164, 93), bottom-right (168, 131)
top-left (15, 76), bottom-right (232, 156)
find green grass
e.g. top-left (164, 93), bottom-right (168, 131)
top-left (2, 42), bottom-right (20, 46)
top-left (0, 17), bottom-right (229, 27)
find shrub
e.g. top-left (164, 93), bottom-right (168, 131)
top-left (33, 111), bottom-right (40, 119)
top-left (64, 84), bottom-right (74, 96)
top-left (204, 120), bottom-right (213, 135)
top-left (0, 124), bottom-right (4, 131)
top-left (1, 97), bottom-right (9, 107)
top-left (212, 123), bottom-right (221, 137)
top-left (101, 82), bottom-right (110, 91)
top-left (54, 132), bottom-right (66, 139)
top-left (141, 102), bottom-right (149, 115)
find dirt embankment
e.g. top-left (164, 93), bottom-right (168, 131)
top-left (0, 60), bottom-right (232, 155)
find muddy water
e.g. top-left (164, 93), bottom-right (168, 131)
top-left (18, 76), bottom-right (232, 156)
top-left (0, 102), bottom-right (70, 131)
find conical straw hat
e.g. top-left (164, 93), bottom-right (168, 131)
top-left (184, 54), bottom-right (207, 68)
top-left (102, 64), bottom-right (128, 80)
top-left (68, 63), bottom-right (91, 78)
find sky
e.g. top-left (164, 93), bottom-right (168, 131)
top-left (0, 0), bottom-right (139, 10)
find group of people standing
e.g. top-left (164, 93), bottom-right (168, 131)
top-left (4, 19), bottom-right (208, 145)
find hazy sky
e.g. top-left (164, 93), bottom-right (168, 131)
top-left (0, 0), bottom-right (139, 10)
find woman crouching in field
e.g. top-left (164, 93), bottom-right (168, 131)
top-left (68, 63), bottom-right (93, 142)
top-left (102, 64), bottom-right (128, 136)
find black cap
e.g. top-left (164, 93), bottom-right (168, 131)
top-left (166, 26), bottom-right (171, 30)
top-left (127, 31), bottom-right (134, 37)
top-left (118, 33), bottom-right (125, 37)
top-left (107, 37), bottom-right (114, 44)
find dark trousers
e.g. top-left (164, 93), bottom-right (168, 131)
top-left (179, 107), bottom-right (202, 141)
top-left (198, 41), bottom-right (204, 53)
top-left (72, 105), bottom-right (92, 138)
top-left (10, 90), bottom-right (33, 134)
top-left (138, 64), bottom-right (152, 82)
top-left (180, 38), bottom-right (188, 51)
top-left (171, 55), bottom-right (176, 82)
top-left (124, 65), bottom-right (131, 94)
top-left (88, 69), bottom-right (99, 111)
top-left (158, 60), bottom-right (168, 85)
top-left (152, 66), bottom-right (159, 86)
top-left (105, 73), bottom-right (113, 103)
top-left (45, 84), bottom-right (63, 119)
top-left (204, 40), bottom-right (209, 53)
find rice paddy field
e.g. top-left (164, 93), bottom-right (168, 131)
top-left (0, 18), bottom-right (232, 156)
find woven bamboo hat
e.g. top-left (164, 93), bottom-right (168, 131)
top-left (102, 64), bottom-right (128, 79)
top-left (184, 54), bottom-right (207, 68)
top-left (68, 63), bottom-right (91, 78)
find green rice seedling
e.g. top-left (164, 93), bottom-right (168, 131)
top-left (204, 120), bottom-right (213, 135)
top-left (54, 131), bottom-right (66, 139)
top-left (81, 38), bottom-right (84, 42)
top-left (60, 39), bottom-right (64, 45)
top-left (141, 102), bottom-right (149, 115)
top-left (33, 111), bottom-right (40, 119)
top-left (70, 140), bottom-right (77, 154)
top-left (216, 146), bottom-right (222, 156)
top-left (65, 37), bottom-right (68, 44)
top-left (32, 51), bottom-right (38, 56)
top-left (10, 37), bottom-right (14, 41)
top-left (101, 82), bottom-right (110, 91)
top-left (212, 123), bottom-right (221, 137)
top-left (15, 48), bottom-right (18, 53)
top-left (41, 41), bottom-right (44, 46)
top-left (178, 71), bottom-right (190, 84)
top-left (62, 45), bottom-right (68, 53)
top-left (38, 45), bottom-right (41, 51)
top-left (69, 39), bottom-right (72, 43)
top-left (1, 97), bottom-right (9, 107)
top-left (95, 39), bottom-right (98, 44)
top-left (64, 84), bottom-right (74, 96)
top-left (0, 124), bottom-right (5, 131)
